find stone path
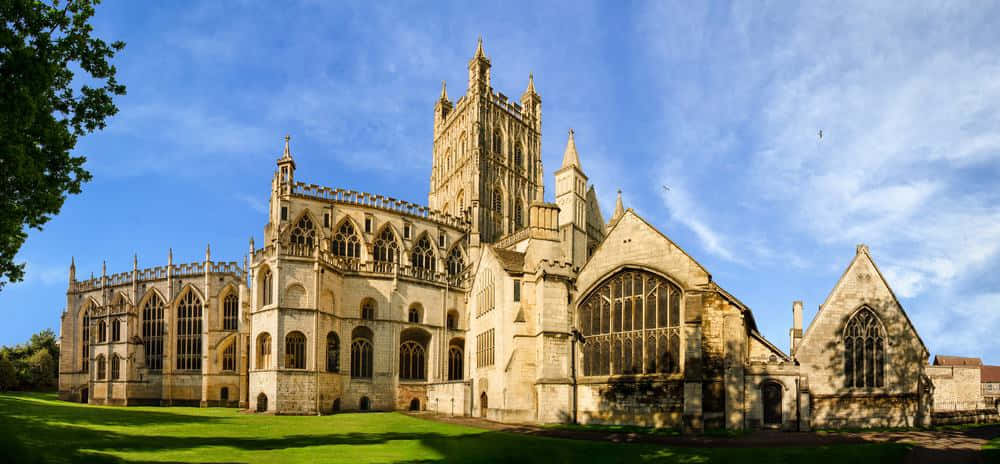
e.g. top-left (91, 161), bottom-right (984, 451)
top-left (410, 413), bottom-right (1000, 463)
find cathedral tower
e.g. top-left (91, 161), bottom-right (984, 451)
top-left (429, 38), bottom-right (544, 244)
top-left (555, 129), bottom-right (589, 266)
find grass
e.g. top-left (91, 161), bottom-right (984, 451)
top-left (542, 423), bottom-right (744, 438)
top-left (986, 436), bottom-right (1000, 462)
top-left (0, 392), bottom-right (910, 463)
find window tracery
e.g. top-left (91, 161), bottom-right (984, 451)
top-left (844, 307), bottom-right (886, 388)
top-left (96, 354), bottom-right (106, 380)
top-left (111, 319), bottom-right (121, 342)
top-left (257, 333), bottom-right (271, 369)
top-left (448, 344), bottom-right (464, 380)
top-left (261, 269), bottom-right (273, 306)
top-left (373, 227), bottom-right (399, 264)
top-left (176, 290), bottom-right (203, 371)
top-left (289, 214), bottom-right (315, 252)
top-left (399, 340), bottom-right (426, 380)
top-left (111, 354), bottom-right (121, 380)
top-left (579, 270), bottom-right (682, 376)
top-left (447, 246), bottom-right (465, 279)
top-left (285, 331), bottom-right (306, 369)
top-left (332, 221), bottom-right (361, 258)
top-left (351, 327), bottom-right (373, 379)
top-left (514, 142), bottom-right (523, 168)
top-left (411, 236), bottom-right (436, 271)
top-left (141, 294), bottom-right (164, 370)
top-left (223, 292), bottom-right (238, 331)
top-left (81, 308), bottom-right (90, 372)
top-left (222, 341), bottom-right (236, 372)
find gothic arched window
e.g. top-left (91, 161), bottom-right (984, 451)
top-left (222, 341), bottom-right (236, 372)
top-left (492, 189), bottom-right (503, 215)
top-left (261, 269), bottom-right (273, 306)
top-left (81, 308), bottom-right (90, 373)
top-left (448, 344), bottom-right (464, 380)
top-left (97, 320), bottom-right (106, 343)
top-left (578, 269), bottom-right (682, 376)
top-left (332, 221), bottom-right (361, 258)
top-left (111, 319), bottom-right (121, 342)
top-left (290, 214), bottom-right (315, 249)
top-left (447, 247), bottom-right (464, 279)
top-left (492, 128), bottom-right (503, 156)
top-left (514, 142), bottom-right (523, 168)
top-left (514, 202), bottom-right (524, 230)
top-left (408, 305), bottom-right (421, 323)
top-left (373, 227), bottom-right (399, 263)
top-left (326, 332), bottom-right (340, 372)
top-left (351, 327), bottom-right (373, 379)
top-left (176, 290), bottom-right (203, 371)
top-left (399, 340), bottom-right (426, 380)
top-left (285, 331), bottom-right (306, 369)
top-left (141, 294), bottom-right (164, 370)
top-left (257, 332), bottom-right (271, 369)
top-left (96, 354), bottom-right (106, 380)
top-left (361, 299), bottom-right (376, 320)
top-left (111, 354), bottom-right (121, 380)
top-left (844, 307), bottom-right (886, 388)
top-left (223, 292), bottom-right (238, 331)
top-left (411, 236), bottom-right (435, 271)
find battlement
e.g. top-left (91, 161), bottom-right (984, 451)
top-left (70, 260), bottom-right (245, 293)
top-left (291, 182), bottom-right (469, 231)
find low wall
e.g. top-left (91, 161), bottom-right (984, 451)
top-left (932, 409), bottom-right (1000, 425)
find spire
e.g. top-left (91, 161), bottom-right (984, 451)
top-left (473, 36), bottom-right (486, 59)
top-left (280, 134), bottom-right (292, 161)
top-left (613, 189), bottom-right (624, 221)
top-left (168, 247), bottom-right (173, 266)
top-left (561, 129), bottom-right (582, 170)
top-left (525, 73), bottom-right (536, 94)
top-left (205, 243), bottom-right (211, 262)
top-left (69, 257), bottom-right (76, 283)
top-left (133, 253), bottom-right (138, 270)
top-left (440, 80), bottom-right (449, 101)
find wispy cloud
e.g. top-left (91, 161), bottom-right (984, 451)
top-left (235, 193), bottom-right (268, 214)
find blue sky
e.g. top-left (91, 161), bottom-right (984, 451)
top-left (3, 1), bottom-right (999, 364)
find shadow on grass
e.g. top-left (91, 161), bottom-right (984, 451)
top-left (0, 393), bottom-right (912, 464)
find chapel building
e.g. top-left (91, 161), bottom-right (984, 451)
top-left (62, 39), bottom-right (994, 431)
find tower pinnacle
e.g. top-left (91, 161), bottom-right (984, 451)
top-left (525, 73), bottom-right (536, 94)
top-left (440, 80), bottom-right (449, 101)
top-left (560, 129), bottom-right (582, 170)
top-left (474, 36), bottom-right (486, 59)
top-left (613, 189), bottom-right (625, 221)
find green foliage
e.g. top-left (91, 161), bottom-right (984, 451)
top-left (0, 329), bottom-right (60, 391)
top-left (0, 392), bottom-right (913, 463)
top-left (0, 357), bottom-right (15, 391)
top-left (0, 0), bottom-right (125, 290)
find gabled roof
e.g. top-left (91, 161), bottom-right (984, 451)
top-left (750, 329), bottom-right (792, 362)
top-left (591, 208), bottom-right (713, 281)
top-left (933, 355), bottom-right (983, 366)
top-left (981, 365), bottom-right (1000, 383)
top-left (799, 245), bottom-right (929, 357)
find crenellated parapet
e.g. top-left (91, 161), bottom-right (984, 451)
top-left (69, 259), bottom-right (246, 293)
top-left (290, 181), bottom-right (470, 230)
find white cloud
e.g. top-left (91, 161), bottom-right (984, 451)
top-left (235, 193), bottom-right (268, 214)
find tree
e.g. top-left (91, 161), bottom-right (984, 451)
top-left (26, 348), bottom-right (56, 390)
top-left (0, 0), bottom-right (126, 290)
top-left (0, 357), bottom-right (15, 392)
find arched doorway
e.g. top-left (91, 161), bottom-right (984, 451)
top-left (479, 392), bottom-right (488, 418)
top-left (360, 396), bottom-right (371, 411)
top-left (762, 382), bottom-right (782, 426)
top-left (220, 387), bottom-right (229, 402)
top-left (256, 393), bottom-right (268, 412)
top-left (409, 398), bottom-right (420, 411)
top-left (80, 388), bottom-right (88, 404)
top-left (332, 398), bottom-right (341, 412)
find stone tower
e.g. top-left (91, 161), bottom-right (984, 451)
top-left (429, 38), bottom-right (543, 245)
top-left (554, 129), bottom-right (589, 267)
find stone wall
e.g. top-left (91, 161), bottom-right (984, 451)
top-left (927, 365), bottom-right (985, 412)
top-left (576, 379), bottom-right (684, 428)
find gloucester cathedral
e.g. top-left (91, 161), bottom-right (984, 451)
top-left (62, 39), bottom-right (976, 432)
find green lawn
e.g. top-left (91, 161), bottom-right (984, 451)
top-left (0, 392), bottom-right (909, 463)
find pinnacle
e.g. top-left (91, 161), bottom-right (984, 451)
top-left (613, 189), bottom-right (625, 221)
top-left (440, 80), bottom-right (449, 101)
top-left (525, 73), bottom-right (536, 94)
top-left (281, 134), bottom-right (292, 160)
top-left (560, 128), bottom-right (582, 170)
top-left (474, 36), bottom-right (486, 59)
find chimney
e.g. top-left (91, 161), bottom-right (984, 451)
top-left (790, 300), bottom-right (803, 354)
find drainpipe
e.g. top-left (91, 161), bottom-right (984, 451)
top-left (570, 328), bottom-right (584, 425)
top-left (795, 377), bottom-right (801, 432)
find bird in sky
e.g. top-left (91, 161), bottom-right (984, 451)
top-left (818, 130), bottom-right (823, 139)
top-left (662, 185), bottom-right (671, 192)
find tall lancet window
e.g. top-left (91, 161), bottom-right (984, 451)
top-left (844, 307), bottom-right (886, 388)
top-left (176, 290), bottom-right (203, 371)
top-left (373, 228), bottom-right (399, 263)
top-left (290, 214), bottom-right (315, 254)
top-left (141, 294), bottom-right (164, 370)
top-left (447, 246), bottom-right (464, 279)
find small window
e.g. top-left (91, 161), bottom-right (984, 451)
top-left (361, 300), bottom-right (376, 320)
top-left (403, 223), bottom-right (412, 239)
top-left (324, 213), bottom-right (330, 228)
top-left (364, 217), bottom-right (372, 233)
top-left (439, 234), bottom-right (446, 248)
top-left (281, 206), bottom-right (288, 221)
top-left (513, 279), bottom-right (521, 302)
top-left (408, 307), bottom-right (421, 323)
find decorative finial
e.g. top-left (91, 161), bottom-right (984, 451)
top-left (856, 244), bottom-right (870, 255)
top-left (613, 189), bottom-right (625, 221)
top-left (560, 128), bottom-right (582, 170)
top-left (70, 256), bottom-right (75, 270)
top-left (526, 73), bottom-right (536, 94)
top-left (168, 247), bottom-right (173, 265)
top-left (133, 253), bottom-right (138, 270)
top-left (440, 80), bottom-right (449, 101)
top-left (205, 243), bottom-right (211, 262)
top-left (282, 134), bottom-right (292, 159)
top-left (474, 36), bottom-right (486, 59)
top-left (102, 260), bottom-right (106, 276)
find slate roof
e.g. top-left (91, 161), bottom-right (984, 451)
top-left (493, 248), bottom-right (525, 274)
